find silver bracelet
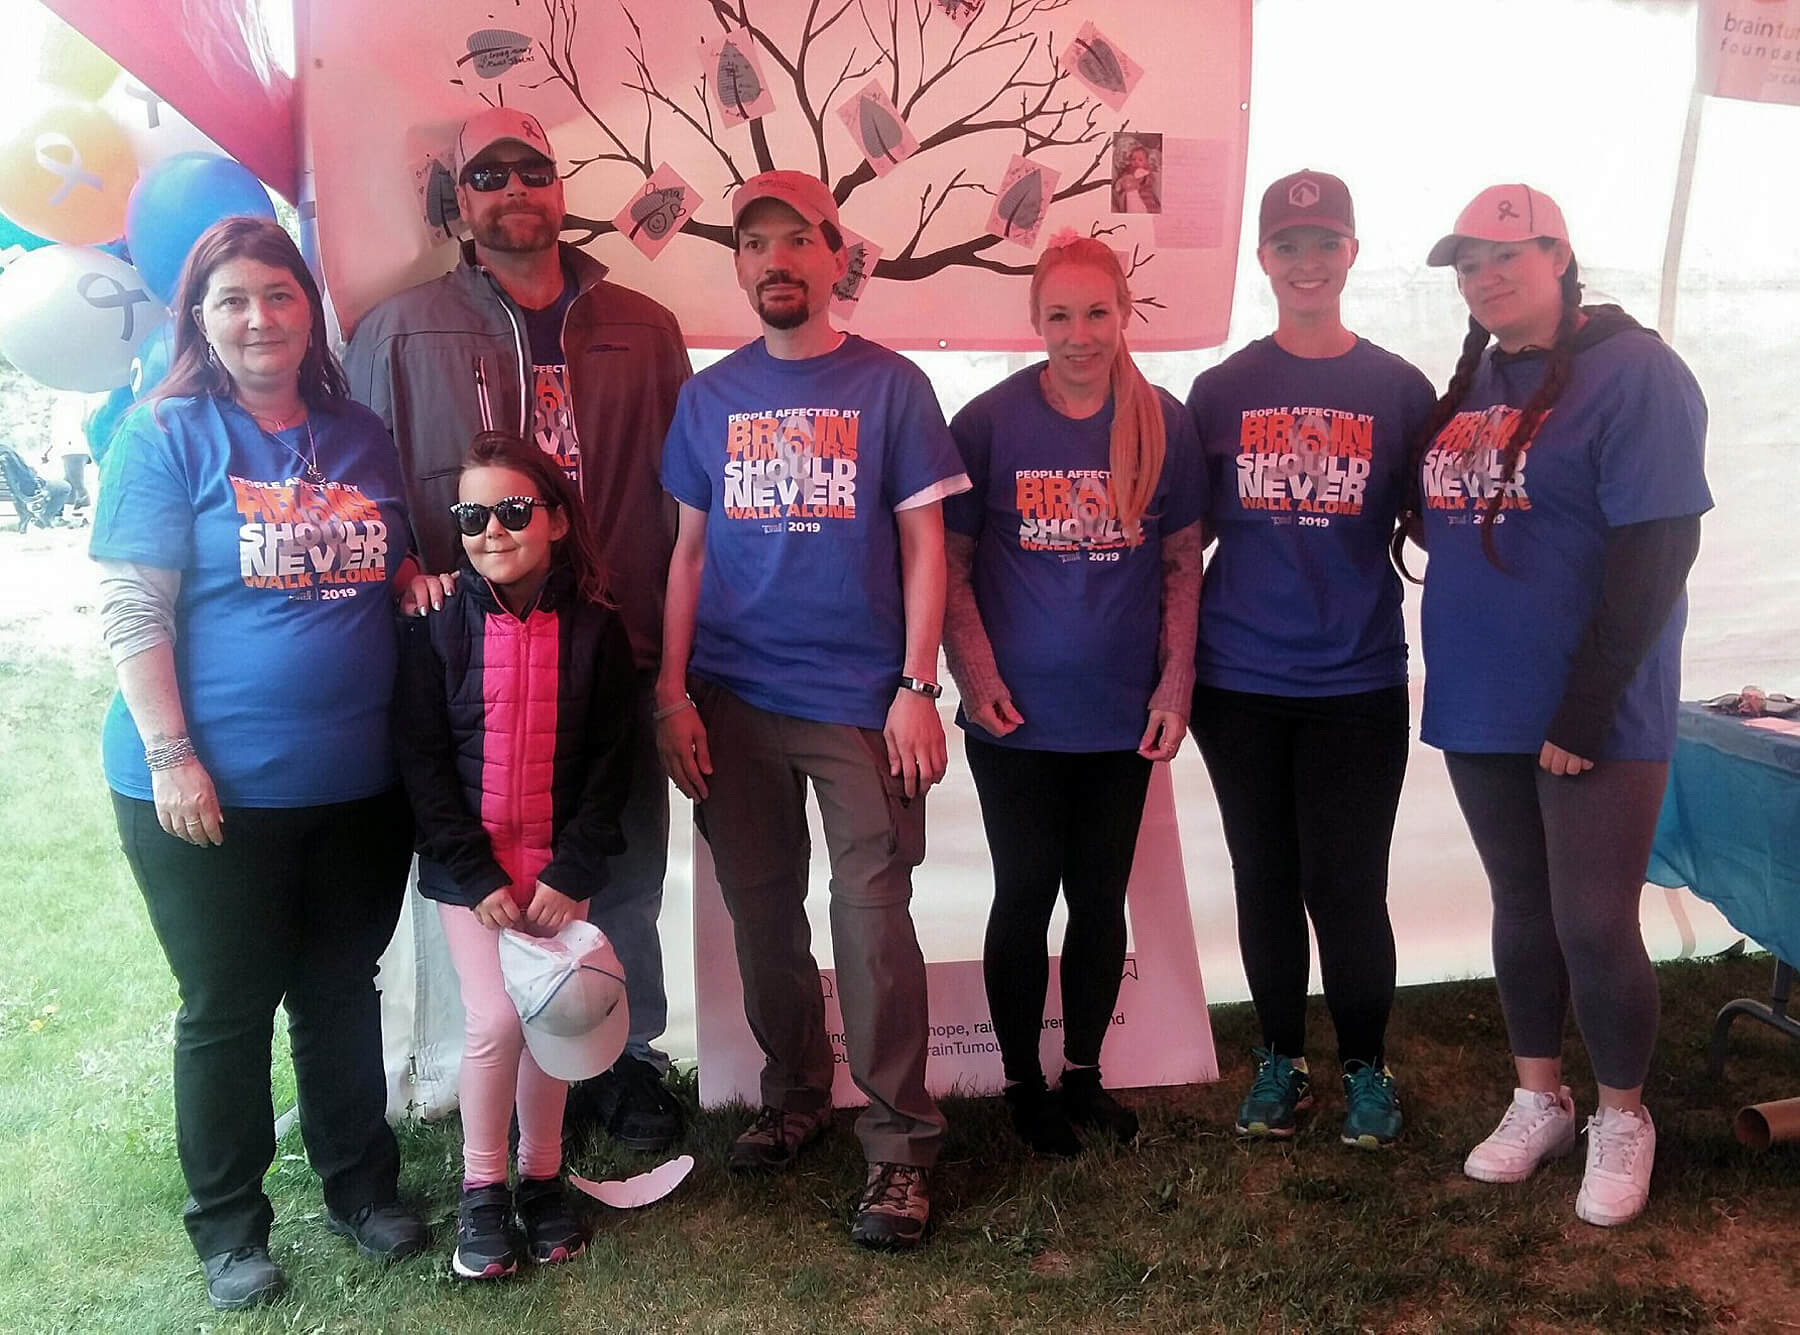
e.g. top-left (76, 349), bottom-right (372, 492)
top-left (144, 736), bottom-right (198, 771)
top-left (652, 698), bottom-right (696, 722)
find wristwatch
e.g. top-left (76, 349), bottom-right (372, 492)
top-left (898, 675), bottom-right (943, 699)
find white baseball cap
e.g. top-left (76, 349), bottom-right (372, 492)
top-left (453, 106), bottom-right (557, 178)
top-left (498, 920), bottom-right (628, 1082)
top-left (1426, 184), bottom-right (1570, 267)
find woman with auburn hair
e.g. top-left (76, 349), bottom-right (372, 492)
top-left (1404, 184), bottom-right (1710, 1226)
top-left (89, 216), bottom-right (427, 1308)
top-left (1186, 170), bottom-right (1434, 1151)
top-left (942, 232), bottom-right (1205, 1155)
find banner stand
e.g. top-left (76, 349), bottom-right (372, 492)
top-left (694, 762), bottom-right (1217, 1109)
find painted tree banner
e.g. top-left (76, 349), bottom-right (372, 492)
top-left (308, 0), bottom-right (1251, 350)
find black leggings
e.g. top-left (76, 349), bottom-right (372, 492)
top-left (1191, 684), bottom-right (1410, 1066)
top-left (114, 787), bottom-right (413, 1259)
top-left (964, 735), bottom-right (1153, 1086)
top-left (1443, 752), bottom-right (1666, 1090)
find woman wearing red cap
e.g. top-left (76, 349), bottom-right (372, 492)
top-left (1186, 170), bottom-right (1435, 1151)
top-left (1402, 184), bottom-right (1711, 1225)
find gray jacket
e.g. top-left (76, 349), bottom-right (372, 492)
top-left (345, 241), bottom-right (690, 669)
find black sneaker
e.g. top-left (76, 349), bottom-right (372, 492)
top-left (452, 1183), bottom-right (518, 1281)
top-left (850, 1162), bottom-right (931, 1251)
top-left (514, 1176), bottom-right (586, 1265)
top-left (726, 1104), bottom-right (831, 1174)
top-left (567, 1053), bottom-right (685, 1153)
top-left (326, 1199), bottom-right (428, 1262)
top-left (202, 1245), bottom-right (287, 1311)
top-left (1059, 1067), bottom-right (1140, 1142)
top-left (1003, 1080), bottom-right (1081, 1157)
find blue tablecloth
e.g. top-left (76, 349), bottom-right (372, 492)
top-left (1648, 703), bottom-right (1800, 967)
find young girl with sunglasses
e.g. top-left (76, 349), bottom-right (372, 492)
top-left (393, 430), bottom-right (638, 1278)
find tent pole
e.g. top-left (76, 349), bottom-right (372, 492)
top-left (1658, 89), bottom-right (1706, 344)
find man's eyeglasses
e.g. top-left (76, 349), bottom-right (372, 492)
top-left (450, 497), bottom-right (552, 535)
top-left (461, 161), bottom-right (558, 192)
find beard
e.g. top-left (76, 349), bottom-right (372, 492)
top-left (469, 205), bottom-right (561, 254)
top-left (755, 276), bottom-right (812, 330)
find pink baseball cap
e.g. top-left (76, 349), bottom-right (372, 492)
top-left (1258, 169), bottom-right (1355, 245)
top-left (731, 170), bottom-right (841, 231)
top-left (1426, 184), bottom-right (1569, 267)
top-left (453, 107), bottom-right (557, 178)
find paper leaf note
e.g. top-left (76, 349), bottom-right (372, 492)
top-left (830, 225), bottom-right (884, 319)
top-left (611, 164), bottom-right (702, 260)
top-left (459, 28), bottom-right (534, 80)
top-left (570, 1155), bottom-right (695, 1209)
top-left (987, 155), bottom-right (1061, 248)
top-left (836, 81), bottom-right (919, 176)
top-left (703, 26), bottom-right (776, 125)
top-left (1063, 23), bottom-right (1144, 112)
top-left (933, 0), bottom-right (985, 26)
top-left (411, 154), bottom-right (458, 244)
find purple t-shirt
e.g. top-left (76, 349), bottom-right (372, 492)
top-left (1187, 336), bottom-right (1434, 696)
top-left (1419, 327), bottom-right (1711, 761)
top-left (661, 335), bottom-right (968, 730)
top-left (946, 365), bottom-right (1206, 752)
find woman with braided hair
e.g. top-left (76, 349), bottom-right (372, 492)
top-left (1402, 185), bottom-right (1711, 1226)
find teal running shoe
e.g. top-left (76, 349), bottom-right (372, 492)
top-left (1341, 1061), bottom-right (1403, 1148)
top-left (1235, 1048), bottom-right (1312, 1138)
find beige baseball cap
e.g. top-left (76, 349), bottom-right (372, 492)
top-left (1426, 184), bottom-right (1569, 267)
top-left (453, 107), bottom-right (557, 178)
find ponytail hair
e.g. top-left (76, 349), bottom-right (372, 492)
top-left (461, 430), bottom-right (613, 607)
top-left (1392, 245), bottom-right (1584, 579)
top-left (1030, 235), bottom-right (1166, 545)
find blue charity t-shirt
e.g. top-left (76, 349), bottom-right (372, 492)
top-left (1418, 325), bottom-right (1712, 761)
top-left (91, 395), bottom-right (412, 806)
top-left (945, 365), bottom-right (1206, 752)
top-left (1186, 336), bottom-right (1435, 696)
top-left (660, 334), bottom-right (969, 730)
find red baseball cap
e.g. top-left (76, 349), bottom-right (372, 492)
top-left (1426, 184), bottom-right (1569, 267)
top-left (730, 170), bottom-right (841, 231)
top-left (1258, 169), bottom-right (1354, 245)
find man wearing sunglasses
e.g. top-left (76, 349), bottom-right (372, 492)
top-left (346, 106), bottom-right (691, 1156)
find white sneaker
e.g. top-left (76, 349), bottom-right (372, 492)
top-left (1463, 1085), bottom-right (1578, 1184)
top-left (1575, 1104), bottom-right (1656, 1227)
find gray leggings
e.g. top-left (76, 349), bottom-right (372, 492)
top-left (1443, 753), bottom-right (1668, 1090)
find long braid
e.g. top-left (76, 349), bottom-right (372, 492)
top-left (1477, 257), bottom-right (1583, 566)
top-left (1391, 317), bottom-right (1491, 582)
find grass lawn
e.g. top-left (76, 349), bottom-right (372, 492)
top-left (4, 646), bottom-right (1798, 1334)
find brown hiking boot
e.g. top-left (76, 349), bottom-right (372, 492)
top-left (726, 1104), bottom-right (830, 1174)
top-left (850, 1162), bottom-right (931, 1250)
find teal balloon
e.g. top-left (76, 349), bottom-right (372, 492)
top-left (85, 384), bottom-right (134, 463)
top-left (0, 214), bottom-right (53, 254)
top-left (125, 153), bottom-right (275, 304)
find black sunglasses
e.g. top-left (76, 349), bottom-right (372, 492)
top-left (450, 496), bottom-right (552, 536)
top-left (461, 161), bottom-right (558, 192)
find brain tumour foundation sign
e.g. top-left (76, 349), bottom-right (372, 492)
top-left (310, 0), bottom-right (1251, 350)
top-left (1698, 0), bottom-right (1800, 106)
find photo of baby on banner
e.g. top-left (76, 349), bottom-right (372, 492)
top-left (1111, 132), bottom-right (1162, 215)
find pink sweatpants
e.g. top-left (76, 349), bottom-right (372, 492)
top-left (437, 903), bottom-right (568, 1185)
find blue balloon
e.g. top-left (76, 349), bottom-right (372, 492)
top-left (85, 384), bottom-right (135, 464)
top-left (131, 319), bottom-right (175, 399)
top-left (125, 152), bottom-right (276, 303)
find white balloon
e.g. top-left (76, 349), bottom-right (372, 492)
top-left (100, 74), bottom-right (223, 173)
top-left (0, 244), bottom-right (165, 390)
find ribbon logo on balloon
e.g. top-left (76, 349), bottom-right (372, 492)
top-left (34, 133), bottom-right (105, 206)
top-left (78, 271), bottom-right (152, 342)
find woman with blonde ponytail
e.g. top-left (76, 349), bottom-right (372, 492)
top-left (942, 232), bottom-right (1205, 1157)
top-left (1186, 171), bottom-right (1435, 1152)
top-left (1409, 185), bottom-right (1710, 1228)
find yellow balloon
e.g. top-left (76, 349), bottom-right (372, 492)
top-left (38, 24), bottom-right (120, 102)
top-left (0, 101), bottom-right (137, 246)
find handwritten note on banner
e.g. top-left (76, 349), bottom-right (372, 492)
top-left (311, 0), bottom-right (1252, 351)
